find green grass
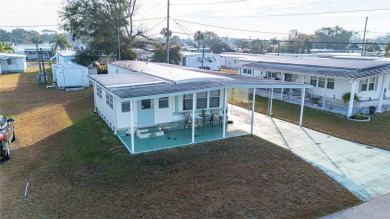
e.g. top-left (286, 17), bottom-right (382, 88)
top-left (232, 95), bottom-right (390, 150)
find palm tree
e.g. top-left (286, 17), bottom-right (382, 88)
top-left (193, 31), bottom-right (204, 52)
top-left (51, 34), bottom-right (71, 52)
top-left (0, 42), bottom-right (14, 53)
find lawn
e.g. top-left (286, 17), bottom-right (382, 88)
top-left (231, 94), bottom-right (390, 151)
top-left (0, 68), bottom-right (361, 218)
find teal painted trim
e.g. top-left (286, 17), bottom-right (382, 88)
top-left (118, 136), bottom-right (134, 154)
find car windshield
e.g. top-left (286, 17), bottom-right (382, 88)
top-left (0, 117), bottom-right (7, 130)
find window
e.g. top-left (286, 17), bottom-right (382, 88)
top-left (209, 90), bottom-right (220, 108)
top-left (7, 58), bottom-right (12, 65)
top-left (318, 77), bottom-right (326, 88)
top-left (106, 93), bottom-right (113, 109)
top-left (310, 76), bottom-right (317, 86)
top-left (141, 99), bottom-right (151, 109)
top-left (327, 78), bottom-right (335, 89)
top-left (159, 97), bottom-right (169, 109)
top-left (121, 102), bottom-right (130, 112)
top-left (183, 94), bottom-right (193, 110)
top-left (242, 69), bottom-right (252, 75)
top-left (196, 92), bottom-right (207, 109)
top-left (368, 77), bottom-right (375, 90)
top-left (284, 73), bottom-right (292, 82)
top-left (361, 79), bottom-right (368, 91)
top-left (97, 86), bottom-right (102, 98)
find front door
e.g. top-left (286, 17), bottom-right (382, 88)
top-left (137, 99), bottom-right (155, 126)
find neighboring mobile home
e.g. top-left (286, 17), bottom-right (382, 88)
top-left (0, 53), bottom-right (27, 74)
top-left (181, 52), bottom-right (221, 70)
top-left (237, 56), bottom-right (390, 116)
top-left (89, 61), bottom-right (311, 154)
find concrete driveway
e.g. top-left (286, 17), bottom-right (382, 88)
top-left (230, 105), bottom-right (390, 201)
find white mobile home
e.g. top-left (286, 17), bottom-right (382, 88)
top-left (0, 53), bottom-right (27, 74)
top-left (89, 61), bottom-right (311, 154)
top-left (237, 56), bottom-right (390, 116)
top-left (181, 52), bottom-right (221, 71)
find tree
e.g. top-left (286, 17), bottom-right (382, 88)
top-left (211, 42), bottom-right (233, 54)
top-left (0, 29), bottom-right (11, 42)
top-left (61, 0), bottom-right (149, 58)
top-left (234, 39), bottom-right (250, 51)
top-left (385, 41), bottom-right (390, 58)
top-left (40, 30), bottom-right (58, 43)
top-left (0, 42), bottom-right (14, 53)
top-left (314, 26), bottom-right (355, 50)
top-left (365, 41), bottom-right (380, 52)
top-left (51, 34), bottom-right (72, 52)
top-left (202, 31), bottom-right (221, 48)
top-left (194, 31), bottom-right (204, 52)
top-left (270, 37), bottom-right (279, 52)
top-left (152, 43), bottom-right (181, 64)
top-left (74, 49), bottom-right (100, 66)
top-left (10, 28), bottom-right (29, 44)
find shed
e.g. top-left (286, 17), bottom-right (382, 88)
top-left (55, 62), bottom-right (89, 88)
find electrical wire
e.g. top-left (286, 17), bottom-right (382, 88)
top-left (172, 0), bottom-right (249, 6)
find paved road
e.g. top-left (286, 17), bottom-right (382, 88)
top-left (230, 105), bottom-right (390, 201)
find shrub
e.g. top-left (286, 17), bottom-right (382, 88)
top-left (352, 113), bottom-right (366, 120)
top-left (342, 92), bottom-right (361, 105)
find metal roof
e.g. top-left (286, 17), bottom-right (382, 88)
top-left (237, 56), bottom-right (390, 79)
top-left (89, 61), bottom-right (311, 100)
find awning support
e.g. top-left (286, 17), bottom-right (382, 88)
top-left (347, 81), bottom-right (357, 117)
top-left (299, 88), bottom-right (305, 127)
top-left (192, 92), bottom-right (196, 143)
top-left (130, 101), bottom-right (135, 153)
top-left (251, 88), bottom-right (256, 134)
top-left (222, 88), bottom-right (228, 138)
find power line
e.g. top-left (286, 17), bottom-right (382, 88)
top-left (147, 18), bottom-right (167, 32)
top-left (0, 25), bottom-right (57, 27)
top-left (174, 8), bottom-right (390, 18)
top-left (173, 18), bottom-right (289, 35)
top-left (172, 0), bottom-right (248, 5)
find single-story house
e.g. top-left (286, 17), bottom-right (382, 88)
top-left (181, 52), bottom-right (221, 70)
top-left (12, 44), bottom-right (52, 60)
top-left (89, 61), bottom-right (311, 154)
top-left (55, 62), bottom-right (89, 89)
top-left (0, 53), bottom-right (27, 74)
top-left (237, 56), bottom-right (390, 116)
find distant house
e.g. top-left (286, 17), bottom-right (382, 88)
top-left (237, 55), bottom-right (390, 116)
top-left (181, 52), bottom-right (221, 70)
top-left (0, 53), bottom-right (27, 74)
top-left (88, 61), bottom-right (310, 154)
top-left (12, 44), bottom-right (52, 60)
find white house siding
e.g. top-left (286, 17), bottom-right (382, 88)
top-left (2, 57), bottom-right (27, 73)
top-left (94, 82), bottom-right (118, 133)
top-left (181, 53), bottom-right (221, 71)
top-left (107, 64), bottom-right (137, 74)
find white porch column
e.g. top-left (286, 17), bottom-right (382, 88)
top-left (347, 81), bottom-right (358, 117)
top-left (301, 75), bottom-right (305, 84)
top-left (251, 88), bottom-right (256, 134)
top-left (280, 73), bottom-right (285, 100)
top-left (322, 78), bottom-right (327, 109)
top-left (299, 88), bottom-right (306, 127)
top-left (377, 75), bottom-right (386, 113)
top-left (130, 101), bottom-right (135, 153)
top-left (223, 88), bottom-right (228, 138)
top-left (269, 88), bottom-right (273, 116)
top-left (192, 92), bottom-right (196, 143)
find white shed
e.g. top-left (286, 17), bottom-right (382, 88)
top-left (0, 53), bottom-right (27, 74)
top-left (56, 62), bottom-right (89, 88)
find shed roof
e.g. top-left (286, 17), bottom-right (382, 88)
top-left (90, 61), bottom-right (310, 100)
top-left (57, 50), bottom-right (76, 57)
top-left (237, 56), bottom-right (390, 79)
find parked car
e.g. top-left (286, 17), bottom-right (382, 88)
top-left (0, 115), bottom-right (15, 161)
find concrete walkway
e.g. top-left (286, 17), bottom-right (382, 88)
top-left (230, 105), bottom-right (390, 201)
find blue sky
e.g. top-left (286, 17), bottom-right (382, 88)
top-left (1, 0), bottom-right (389, 40)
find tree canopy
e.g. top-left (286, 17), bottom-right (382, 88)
top-left (51, 34), bottom-right (72, 52)
top-left (314, 26), bottom-right (355, 50)
top-left (152, 43), bottom-right (181, 64)
top-left (0, 42), bottom-right (14, 53)
top-left (60, 0), bottom-right (149, 58)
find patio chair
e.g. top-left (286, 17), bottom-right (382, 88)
top-left (183, 112), bottom-right (202, 129)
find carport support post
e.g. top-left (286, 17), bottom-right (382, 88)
top-left (192, 92), bottom-right (196, 143)
top-left (251, 88), bottom-right (256, 134)
top-left (269, 88), bottom-right (274, 116)
top-left (280, 73), bottom-right (285, 100)
top-left (222, 88), bottom-right (228, 138)
top-left (299, 88), bottom-right (306, 127)
top-left (322, 78), bottom-right (328, 109)
top-left (347, 81), bottom-right (357, 117)
top-left (130, 101), bottom-right (135, 153)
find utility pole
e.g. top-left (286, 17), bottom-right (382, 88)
top-left (361, 17), bottom-right (368, 56)
top-left (118, 27), bottom-right (121, 60)
top-left (40, 48), bottom-right (47, 84)
top-left (166, 0), bottom-right (170, 63)
top-left (35, 43), bottom-right (42, 75)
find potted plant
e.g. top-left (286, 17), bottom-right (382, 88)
top-left (342, 92), bottom-right (361, 105)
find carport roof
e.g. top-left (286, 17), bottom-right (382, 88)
top-left (237, 56), bottom-right (390, 79)
top-left (89, 61), bottom-right (311, 100)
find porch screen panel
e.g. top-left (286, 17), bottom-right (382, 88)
top-left (209, 90), bottom-right (220, 108)
top-left (183, 94), bottom-right (193, 110)
top-left (196, 92), bottom-right (207, 109)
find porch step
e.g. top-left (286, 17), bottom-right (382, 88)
top-left (136, 126), bottom-right (164, 139)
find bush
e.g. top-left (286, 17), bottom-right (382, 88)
top-left (352, 113), bottom-right (366, 120)
top-left (342, 92), bottom-right (361, 105)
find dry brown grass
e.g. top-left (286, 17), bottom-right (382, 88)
top-left (0, 68), bottom-right (360, 218)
